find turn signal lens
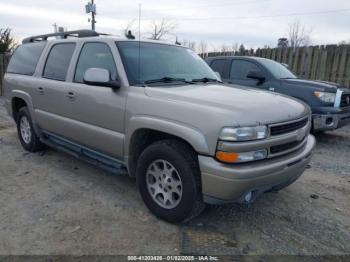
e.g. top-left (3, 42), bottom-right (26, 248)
top-left (216, 151), bottom-right (239, 163)
top-left (216, 149), bottom-right (267, 163)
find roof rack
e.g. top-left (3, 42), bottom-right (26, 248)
top-left (22, 29), bottom-right (103, 44)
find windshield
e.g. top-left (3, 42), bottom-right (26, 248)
top-left (117, 41), bottom-right (218, 85)
top-left (259, 59), bottom-right (297, 79)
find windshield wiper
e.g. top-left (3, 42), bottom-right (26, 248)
top-left (192, 77), bottom-right (223, 83)
top-left (144, 77), bottom-right (193, 85)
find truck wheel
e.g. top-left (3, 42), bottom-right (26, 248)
top-left (16, 107), bottom-right (45, 152)
top-left (136, 139), bottom-right (205, 223)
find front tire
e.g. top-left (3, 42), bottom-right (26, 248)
top-left (136, 139), bottom-right (205, 223)
top-left (16, 107), bottom-right (45, 152)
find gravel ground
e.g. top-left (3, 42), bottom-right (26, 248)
top-left (0, 97), bottom-right (349, 256)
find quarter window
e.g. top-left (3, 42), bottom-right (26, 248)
top-left (43, 43), bottom-right (76, 81)
top-left (7, 42), bottom-right (46, 75)
top-left (74, 43), bottom-right (117, 83)
top-left (230, 60), bottom-right (262, 80)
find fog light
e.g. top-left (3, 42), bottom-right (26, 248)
top-left (216, 149), bottom-right (267, 163)
top-left (326, 117), bottom-right (334, 126)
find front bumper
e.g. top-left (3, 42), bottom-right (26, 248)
top-left (199, 134), bottom-right (316, 204)
top-left (313, 110), bottom-right (350, 131)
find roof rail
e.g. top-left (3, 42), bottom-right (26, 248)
top-left (22, 29), bottom-right (102, 44)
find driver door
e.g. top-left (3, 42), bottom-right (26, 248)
top-left (227, 59), bottom-right (270, 90)
top-left (62, 42), bottom-right (127, 159)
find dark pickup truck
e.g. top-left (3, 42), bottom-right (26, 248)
top-left (206, 56), bottom-right (350, 131)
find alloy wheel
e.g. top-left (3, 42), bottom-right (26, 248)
top-left (146, 159), bottom-right (183, 209)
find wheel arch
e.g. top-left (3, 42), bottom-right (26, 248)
top-left (10, 90), bottom-right (35, 122)
top-left (125, 116), bottom-right (210, 177)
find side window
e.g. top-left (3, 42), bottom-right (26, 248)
top-left (230, 60), bottom-right (261, 80)
top-left (7, 42), bottom-right (46, 75)
top-left (210, 59), bottom-right (226, 75)
top-left (74, 42), bottom-right (117, 83)
top-left (43, 43), bottom-right (76, 81)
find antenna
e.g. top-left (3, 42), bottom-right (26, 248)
top-left (138, 3), bottom-right (142, 85)
top-left (175, 36), bottom-right (181, 45)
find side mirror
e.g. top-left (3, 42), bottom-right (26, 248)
top-left (83, 68), bottom-right (120, 89)
top-left (247, 70), bottom-right (265, 83)
top-left (215, 72), bottom-right (222, 81)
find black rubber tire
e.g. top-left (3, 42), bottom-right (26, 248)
top-left (136, 139), bottom-right (205, 223)
top-left (16, 107), bottom-right (45, 152)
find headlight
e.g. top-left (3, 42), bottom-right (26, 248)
top-left (314, 91), bottom-right (336, 103)
top-left (219, 126), bottom-right (267, 141)
top-left (216, 149), bottom-right (267, 163)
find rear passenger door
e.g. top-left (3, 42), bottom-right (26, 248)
top-left (34, 42), bottom-right (76, 133)
top-left (228, 59), bottom-right (269, 90)
top-left (62, 42), bottom-right (127, 159)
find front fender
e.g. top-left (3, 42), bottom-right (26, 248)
top-left (124, 115), bottom-right (210, 157)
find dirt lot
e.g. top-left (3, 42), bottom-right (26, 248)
top-left (0, 97), bottom-right (349, 256)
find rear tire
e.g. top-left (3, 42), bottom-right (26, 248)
top-left (16, 107), bottom-right (45, 152)
top-left (136, 139), bottom-right (205, 223)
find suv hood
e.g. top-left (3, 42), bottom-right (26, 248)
top-left (145, 84), bottom-right (310, 126)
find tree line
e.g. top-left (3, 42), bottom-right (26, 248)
top-left (0, 28), bottom-right (16, 54)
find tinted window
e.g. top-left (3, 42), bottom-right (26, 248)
top-left (259, 59), bottom-right (296, 79)
top-left (117, 41), bottom-right (217, 85)
top-left (210, 59), bottom-right (226, 75)
top-left (7, 42), bottom-right (46, 75)
top-left (230, 60), bottom-right (261, 80)
top-left (43, 43), bottom-right (75, 81)
top-left (74, 42), bottom-right (117, 83)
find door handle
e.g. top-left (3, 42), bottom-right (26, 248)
top-left (37, 87), bottom-right (44, 95)
top-left (66, 91), bottom-right (76, 101)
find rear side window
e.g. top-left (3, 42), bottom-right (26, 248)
top-left (7, 42), bottom-right (46, 75)
top-left (74, 42), bottom-right (117, 83)
top-left (210, 59), bottom-right (226, 75)
top-left (43, 43), bottom-right (76, 81)
top-left (230, 60), bottom-right (261, 80)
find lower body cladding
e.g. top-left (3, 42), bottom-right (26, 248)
top-left (199, 135), bottom-right (316, 204)
top-left (313, 107), bottom-right (350, 131)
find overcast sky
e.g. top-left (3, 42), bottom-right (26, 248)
top-left (1, 0), bottom-right (350, 50)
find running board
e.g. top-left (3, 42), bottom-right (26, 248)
top-left (40, 132), bottom-right (128, 175)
